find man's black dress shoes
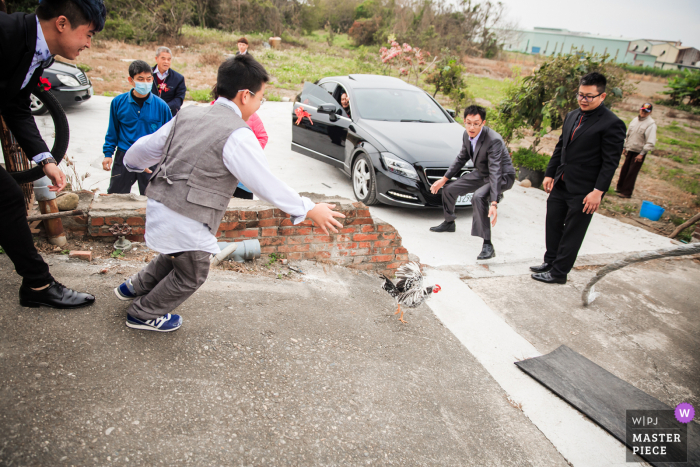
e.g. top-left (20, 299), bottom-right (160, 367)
top-left (531, 272), bottom-right (567, 284)
top-left (529, 262), bottom-right (552, 273)
top-left (477, 244), bottom-right (496, 260)
top-left (430, 221), bottom-right (455, 232)
top-left (19, 281), bottom-right (96, 309)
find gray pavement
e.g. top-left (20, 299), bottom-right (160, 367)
top-left (0, 255), bottom-right (568, 466)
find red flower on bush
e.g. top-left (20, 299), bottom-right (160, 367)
top-left (38, 77), bottom-right (51, 91)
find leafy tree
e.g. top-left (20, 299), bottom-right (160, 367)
top-left (425, 49), bottom-right (466, 98)
top-left (494, 51), bottom-right (633, 151)
top-left (663, 70), bottom-right (700, 107)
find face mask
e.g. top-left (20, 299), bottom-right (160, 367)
top-left (133, 81), bottom-right (151, 96)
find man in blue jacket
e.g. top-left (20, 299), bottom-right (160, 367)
top-left (151, 46), bottom-right (186, 116)
top-left (102, 60), bottom-right (172, 194)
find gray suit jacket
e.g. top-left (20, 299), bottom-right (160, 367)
top-left (445, 126), bottom-right (515, 202)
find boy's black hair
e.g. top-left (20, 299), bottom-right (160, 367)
top-left (580, 72), bottom-right (607, 93)
top-left (214, 54), bottom-right (269, 100)
top-left (36, 0), bottom-right (107, 32)
top-left (129, 60), bottom-right (153, 79)
top-left (463, 104), bottom-right (487, 121)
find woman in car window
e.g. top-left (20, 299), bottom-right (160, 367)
top-left (340, 93), bottom-right (351, 119)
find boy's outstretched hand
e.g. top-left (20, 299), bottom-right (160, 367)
top-left (306, 203), bottom-right (346, 234)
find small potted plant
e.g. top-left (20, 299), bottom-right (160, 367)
top-left (512, 147), bottom-right (550, 188)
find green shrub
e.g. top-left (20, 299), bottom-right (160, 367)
top-left (188, 89), bottom-right (213, 102)
top-left (77, 64), bottom-right (92, 73)
top-left (619, 64), bottom-right (685, 78)
top-left (511, 147), bottom-right (550, 172)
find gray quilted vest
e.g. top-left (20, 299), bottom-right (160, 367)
top-left (145, 103), bottom-right (248, 234)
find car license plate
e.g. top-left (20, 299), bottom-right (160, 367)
top-left (456, 193), bottom-right (473, 206)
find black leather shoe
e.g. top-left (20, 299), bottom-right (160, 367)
top-left (430, 221), bottom-right (455, 232)
top-left (529, 262), bottom-right (552, 273)
top-left (477, 244), bottom-right (496, 260)
top-left (531, 272), bottom-right (567, 284)
top-left (19, 281), bottom-right (96, 309)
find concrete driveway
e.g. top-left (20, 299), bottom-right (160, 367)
top-left (3, 96), bottom-right (694, 466)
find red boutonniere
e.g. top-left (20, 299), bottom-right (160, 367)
top-left (157, 82), bottom-right (169, 95)
top-left (38, 77), bottom-right (51, 92)
top-left (295, 106), bottom-right (313, 125)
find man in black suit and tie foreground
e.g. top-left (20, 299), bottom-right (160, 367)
top-left (0, 0), bottom-right (105, 308)
top-left (530, 72), bottom-right (626, 284)
top-left (429, 105), bottom-right (516, 260)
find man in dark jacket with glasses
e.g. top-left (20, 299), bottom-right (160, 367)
top-left (530, 72), bottom-right (626, 284)
top-left (0, 0), bottom-right (105, 308)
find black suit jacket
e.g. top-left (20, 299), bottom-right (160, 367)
top-left (0, 12), bottom-right (51, 159)
top-left (151, 66), bottom-right (186, 115)
top-left (545, 104), bottom-right (626, 195)
top-left (445, 126), bottom-right (515, 202)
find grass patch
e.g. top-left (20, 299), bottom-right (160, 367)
top-left (658, 136), bottom-right (700, 151)
top-left (188, 89), bottom-right (213, 102)
top-left (657, 165), bottom-right (700, 195)
top-left (465, 76), bottom-right (510, 106)
top-left (102, 91), bottom-right (118, 97)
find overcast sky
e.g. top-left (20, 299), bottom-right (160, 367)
top-left (498, 0), bottom-right (700, 48)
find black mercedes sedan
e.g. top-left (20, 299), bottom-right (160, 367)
top-left (30, 60), bottom-right (93, 115)
top-left (291, 74), bottom-right (474, 207)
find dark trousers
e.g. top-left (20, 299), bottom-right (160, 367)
top-left (616, 151), bottom-right (644, 197)
top-left (544, 181), bottom-right (594, 277)
top-left (0, 165), bottom-right (54, 288)
top-left (442, 171), bottom-right (515, 240)
top-left (233, 187), bottom-right (254, 199)
top-left (107, 149), bottom-right (156, 195)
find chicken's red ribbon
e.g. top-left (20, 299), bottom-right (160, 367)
top-left (38, 77), bottom-right (51, 92)
top-left (295, 106), bottom-right (313, 125)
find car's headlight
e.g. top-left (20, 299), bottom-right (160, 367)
top-left (56, 74), bottom-right (80, 87)
top-left (381, 152), bottom-right (419, 181)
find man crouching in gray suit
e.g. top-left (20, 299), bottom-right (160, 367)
top-left (429, 105), bottom-right (516, 260)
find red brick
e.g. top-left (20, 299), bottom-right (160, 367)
top-left (126, 234), bottom-right (144, 242)
top-left (395, 254), bottom-right (408, 261)
top-left (339, 227), bottom-right (358, 234)
top-left (221, 211), bottom-right (240, 222)
top-left (377, 224), bottom-right (396, 232)
top-left (273, 209), bottom-right (291, 218)
top-left (258, 218), bottom-right (280, 227)
top-left (358, 241), bottom-right (371, 248)
top-left (259, 237), bottom-right (286, 246)
top-left (240, 210), bottom-right (258, 220)
top-left (372, 255), bottom-right (393, 262)
top-left (105, 217), bottom-right (123, 225)
top-left (219, 221), bottom-right (240, 231)
top-left (90, 217), bottom-right (104, 226)
top-left (261, 228), bottom-right (278, 237)
top-left (395, 247), bottom-right (408, 254)
top-left (91, 230), bottom-right (114, 237)
top-left (338, 250), bottom-right (349, 256)
top-left (303, 252), bottom-right (316, 260)
top-left (360, 225), bottom-right (374, 233)
top-left (286, 227), bottom-right (313, 236)
top-left (376, 247), bottom-right (394, 254)
top-left (348, 263), bottom-right (375, 270)
top-left (257, 208), bottom-right (274, 219)
top-left (280, 218), bottom-right (294, 226)
top-left (348, 218), bottom-right (373, 225)
top-left (374, 240), bottom-right (391, 247)
top-left (215, 231), bottom-right (223, 238)
top-left (353, 233), bottom-right (379, 241)
top-left (352, 201), bottom-right (366, 209)
top-left (386, 262), bottom-right (403, 269)
top-left (225, 230), bottom-right (242, 238)
top-left (315, 251), bottom-right (332, 259)
top-left (349, 248), bottom-right (371, 256)
top-left (336, 242), bottom-right (357, 250)
top-left (355, 209), bottom-right (371, 218)
top-left (278, 244), bottom-right (311, 253)
top-left (69, 251), bottom-right (92, 261)
top-left (261, 246), bottom-right (277, 254)
top-left (126, 217), bottom-right (145, 226)
top-left (241, 229), bottom-right (259, 238)
top-left (306, 235), bottom-right (332, 243)
top-left (128, 227), bottom-right (145, 235)
top-left (287, 252), bottom-right (302, 260)
top-left (381, 232), bottom-right (397, 240)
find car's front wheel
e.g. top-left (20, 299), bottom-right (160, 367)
top-left (30, 92), bottom-right (48, 115)
top-left (352, 153), bottom-right (378, 205)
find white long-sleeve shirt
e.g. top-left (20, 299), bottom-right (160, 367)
top-left (124, 98), bottom-right (315, 254)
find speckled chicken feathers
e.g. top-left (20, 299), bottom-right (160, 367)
top-left (380, 262), bottom-right (430, 308)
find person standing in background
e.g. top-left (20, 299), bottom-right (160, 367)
top-left (234, 112), bottom-right (268, 199)
top-left (235, 37), bottom-right (251, 57)
top-left (151, 46), bottom-right (186, 116)
top-left (616, 103), bottom-right (656, 198)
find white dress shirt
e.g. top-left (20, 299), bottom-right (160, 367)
top-left (154, 66), bottom-right (169, 81)
top-left (23, 17), bottom-right (53, 164)
top-left (123, 97), bottom-right (315, 254)
top-left (469, 127), bottom-right (483, 154)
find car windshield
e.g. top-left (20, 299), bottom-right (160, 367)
top-left (353, 88), bottom-right (449, 123)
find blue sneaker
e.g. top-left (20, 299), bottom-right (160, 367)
top-left (126, 313), bottom-right (182, 332)
top-left (114, 279), bottom-right (137, 301)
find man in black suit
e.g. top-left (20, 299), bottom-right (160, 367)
top-left (429, 105), bottom-right (516, 260)
top-left (530, 72), bottom-right (626, 284)
top-left (0, 0), bottom-right (105, 308)
top-left (151, 46), bottom-right (187, 116)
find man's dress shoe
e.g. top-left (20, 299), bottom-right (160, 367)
top-left (477, 244), bottom-right (496, 260)
top-left (529, 262), bottom-right (552, 273)
top-left (531, 272), bottom-right (567, 284)
top-left (19, 281), bottom-right (96, 309)
top-left (430, 221), bottom-right (455, 232)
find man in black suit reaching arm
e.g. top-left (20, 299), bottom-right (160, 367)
top-left (530, 72), bottom-right (626, 284)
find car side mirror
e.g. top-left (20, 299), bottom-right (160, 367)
top-left (446, 108), bottom-right (456, 118)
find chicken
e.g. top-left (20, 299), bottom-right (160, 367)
top-left (380, 262), bottom-right (441, 323)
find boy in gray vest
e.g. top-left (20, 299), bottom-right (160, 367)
top-left (113, 55), bottom-right (345, 332)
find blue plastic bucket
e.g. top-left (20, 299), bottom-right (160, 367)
top-left (639, 201), bottom-right (665, 221)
